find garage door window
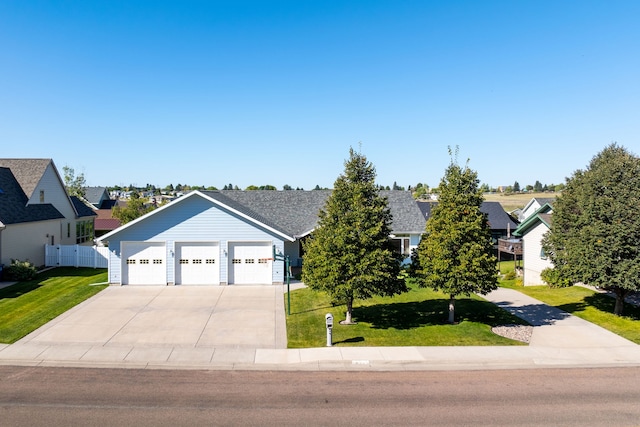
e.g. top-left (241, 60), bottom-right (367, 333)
top-left (127, 259), bottom-right (136, 264)
top-left (245, 259), bottom-right (255, 264)
top-left (232, 259), bottom-right (241, 264)
top-left (206, 259), bottom-right (216, 264)
top-left (153, 259), bottom-right (163, 264)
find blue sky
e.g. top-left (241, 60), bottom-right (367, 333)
top-left (2, 1), bottom-right (639, 190)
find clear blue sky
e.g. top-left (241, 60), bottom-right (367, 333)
top-left (2, 1), bottom-right (639, 190)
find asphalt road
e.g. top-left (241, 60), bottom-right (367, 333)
top-left (1, 366), bottom-right (639, 426)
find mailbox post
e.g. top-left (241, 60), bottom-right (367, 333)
top-left (325, 313), bottom-right (333, 347)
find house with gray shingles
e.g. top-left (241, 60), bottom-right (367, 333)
top-left (0, 159), bottom-right (96, 268)
top-left (84, 186), bottom-right (121, 238)
top-left (417, 201), bottom-right (520, 246)
top-left (513, 201), bottom-right (554, 285)
top-left (97, 190), bottom-right (426, 286)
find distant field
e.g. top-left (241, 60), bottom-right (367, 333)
top-left (482, 192), bottom-right (559, 212)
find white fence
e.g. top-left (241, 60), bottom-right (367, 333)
top-left (45, 244), bottom-right (109, 269)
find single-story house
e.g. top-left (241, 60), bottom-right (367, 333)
top-left (513, 201), bottom-right (554, 285)
top-left (97, 190), bottom-right (426, 286)
top-left (0, 159), bottom-right (96, 267)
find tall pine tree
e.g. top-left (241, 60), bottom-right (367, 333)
top-left (415, 149), bottom-right (498, 323)
top-left (302, 148), bottom-right (406, 324)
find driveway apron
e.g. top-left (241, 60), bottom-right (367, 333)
top-left (15, 285), bottom-right (287, 349)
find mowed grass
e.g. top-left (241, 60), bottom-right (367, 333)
top-left (286, 282), bottom-right (529, 348)
top-left (500, 278), bottom-right (640, 344)
top-left (0, 267), bottom-right (108, 343)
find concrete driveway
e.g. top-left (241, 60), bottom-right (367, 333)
top-left (18, 285), bottom-right (287, 350)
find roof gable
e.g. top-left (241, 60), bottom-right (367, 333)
top-left (0, 167), bottom-right (64, 224)
top-left (0, 159), bottom-right (52, 199)
top-left (513, 203), bottom-right (554, 236)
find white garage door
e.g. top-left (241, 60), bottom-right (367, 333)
top-left (175, 242), bottom-right (220, 285)
top-left (122, 242), bottom-right (166, 285)
top-left (228, 242), bottom-right (272, 285)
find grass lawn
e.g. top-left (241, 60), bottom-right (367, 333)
top-left (0, 267), bottom-right (108, 344)
top-left (286, 281), bottom-right (529, 348)
top-left (500, 278), bottom-right (640, 344)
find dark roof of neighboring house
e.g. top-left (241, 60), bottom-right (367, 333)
top-left (84, 187), bottom-right (109, 207)
top-left (417, 201), bottom-right (519, 232)
top-left (99, 199), bottom-right (118, 209)
top-left (0, 159), bottom-right (52, 199)
top-left (205, 190), bottom-right (427, 238)
top-left (70, 196), bottom-right (97, 218)
top-left (0, 167), bottom-right (64, 224)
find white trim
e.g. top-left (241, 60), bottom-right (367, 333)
top-left (97, 191), bottom-right (295, 243)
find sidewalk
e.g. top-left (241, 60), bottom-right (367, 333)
top-left (0, 287), bottom-right (639, 371)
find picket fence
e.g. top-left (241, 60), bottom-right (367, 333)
top-left (45, 244), bottom-right (109, 269)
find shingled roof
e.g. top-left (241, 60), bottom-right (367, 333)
top-left (0, 167), bottom-right (64, 224)
top-left (0, 159), bottom-right (52, 199)
top-left (416, 201), bottom-right (519, 232)
top-left (204, 190), bottom-right (426, 238)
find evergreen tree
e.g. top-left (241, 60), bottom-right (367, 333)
top-left (414, 148), bottom-right (498, 323)
top-left (534, 180), bottom-right (543, 192)
top-left (542, 143), bottom-right (640, 315)
top-left (302, 148), bottom-right (407, 324)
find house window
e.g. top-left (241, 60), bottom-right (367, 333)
top-left (40, 190), bottom-right (45, 203)
top-left (67, 223), bottom-right (71, 238)
top-left (540, 248), bottom-right (547, 260)
top-left (390, 236), bottom-right (411, 257)
top-left (76, 220), bottom-right (94, 243)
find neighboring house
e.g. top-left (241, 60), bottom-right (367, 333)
top-left (513, 202), bottom-right (554, 286)
top-left (0, 159), bottom-right (96, 267)
top-left (85, 186), bottom-right (121, 238)
top-left (417, 201), bottom-right (519, 247)
top-left (84, 186), bottom-right (112, 209)
top-left (97, 190), bottom-right (426, 286)
top-left (519, 197), bottom-right (556, 221)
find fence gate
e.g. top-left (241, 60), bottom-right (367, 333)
top-left (45, 244), bottom-right (109, 268)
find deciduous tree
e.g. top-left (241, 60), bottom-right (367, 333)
top-left (414, 148), bottom-right (498, 323)
top-left (542, 143), bottom-right (640, 315)
top-left (302, 148), bottom-right (407, 324)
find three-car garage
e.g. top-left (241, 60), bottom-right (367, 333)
top-left (120, 240), bottom-right (273, 286)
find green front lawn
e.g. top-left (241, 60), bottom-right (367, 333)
top-left (286, 282), bottom-right (529, 348)
top-left (0, 267), bottom-right (108, 343)
top-left (500, 279), bottom-right (640, 344)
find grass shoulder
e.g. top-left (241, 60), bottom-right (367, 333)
top-left (0, 267), bottom-right (108, 343)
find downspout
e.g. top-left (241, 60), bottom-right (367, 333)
top-left (0, 221), bottom-right (5, 275)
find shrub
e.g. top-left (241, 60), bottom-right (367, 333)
top-left (540, 267), bottom-right (571, 288)
top-left (4, 259), bottom-right (37, 281)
